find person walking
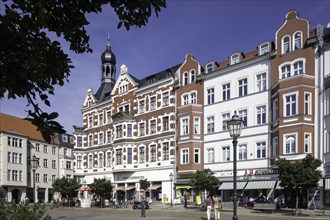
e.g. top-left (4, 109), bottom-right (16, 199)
top-left (141, 197), bottom-right (146, 218)
top-left (213, 194), bottom-right (222, 220)
top-left (205, 195), bottom-right (213, 220)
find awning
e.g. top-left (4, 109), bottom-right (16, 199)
top-left (279, 153), bottom-right (307, 160)
top-left (75, 186), bottom-right (92, 191)
top-left (325, 179), bottom-right (330, 190)
top-left (125, 186), bottom-right (135, 191)
top-left (218, 182), bottom-right (247, 190)
top-left (116, 186), bottom-right (125, 191)
top-left (245, 181), bottom-right (276, 190)
top-left (276, 181), bottom-right (283, 189)
top-left (149, 184), bottom-right (161, 190)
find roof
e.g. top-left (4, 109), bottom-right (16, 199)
top-left (95, 82), bottom-right (114, 102)
top-left (0, 113), bottom-right (56, 143)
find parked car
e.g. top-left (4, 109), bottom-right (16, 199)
top-left (132, 201), bottom-right (149, 209)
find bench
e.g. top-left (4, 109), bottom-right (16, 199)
top-left (253, 203), bottom-right (276, 213)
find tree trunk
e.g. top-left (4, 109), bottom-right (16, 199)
top-left (295, 188), bottom-right (299, 216)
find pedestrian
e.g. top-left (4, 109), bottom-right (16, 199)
top-left (205, 195), bottom-right (213, 220)
top-left (141, 197), bottom-right (146, 218)
top-left (184, 193), bottom-right (188, 208)
top-left (213, 194), bottom-right (222, 220)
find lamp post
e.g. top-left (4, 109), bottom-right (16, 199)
top-left (227, 111), bottom-right (244, 220)
top-left (30, 154), bottom-right (38, 205)
top-left (169, 172), bottom-right (173, 207)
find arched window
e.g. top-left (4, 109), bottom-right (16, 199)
top-left (183, 72), bottom-right (188, 85)
top-left (239, 145), bottom-right (247, 160)
top-left (294, 32), bottom-right (302, 50)
top-left (190, 70), bottom-right (195, 83)
top-left (282, 36), bottom-right (290, 54)
top-left (190, 92), bottom-right (197, 104)
top-left (293, 61), bottom-right (303, 75)
top-left (285, 135), bottom-right (296, 154)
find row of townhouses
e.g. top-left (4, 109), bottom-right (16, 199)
top-left (0, 10), bottom-right (329, 209)
top-left (72, 10), bottom-right (330, 208)
top-left (0, 113), bottom-right (75, 203)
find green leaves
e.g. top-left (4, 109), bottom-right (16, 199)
top-left (90, 178), bottom-right (113, 200)
top-left (139, 178), bottom-right (151, 190)
top-left (0, 201), bottom-right (51, 220)
top-left (189, 169), bottom-right (219, 193)
top-left (52, 176), bottom-right (81, 199)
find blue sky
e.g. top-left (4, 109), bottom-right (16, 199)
top-left (1, 0), bottom-right (329, 133)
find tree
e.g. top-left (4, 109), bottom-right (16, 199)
top-left (276, 154), bottom-right (322, 215)
top-left (89, 178), bottom-right (113, 207)
top-left (139, 178), bottom-right (151, 191)
top-left (0, 0), bottom-right (166, 143)
top-left (52, 177), bottom-right (80, 201)
top-left (0, 201), bottom-right (51, 220)
top-left (189, 169), bottom-right (219, 193)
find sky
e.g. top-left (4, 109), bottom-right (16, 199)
top-left (1, 0), bottom-right (329, 134)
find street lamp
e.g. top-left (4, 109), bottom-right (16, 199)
top-left (227, 111), bottom-right (244, 220)
top-left (30, 154), bottom-right (38, 205)
top-left (169, 172), bottom-right (173, 208)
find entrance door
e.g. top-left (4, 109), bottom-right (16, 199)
top-left (12, 189), bottom-right (21, 204)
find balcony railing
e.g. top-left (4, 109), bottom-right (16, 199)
top-left (112, 110), bottom-right (136, 123)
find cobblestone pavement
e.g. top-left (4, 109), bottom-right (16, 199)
top-left (47, 203), bottom-right (330, 220)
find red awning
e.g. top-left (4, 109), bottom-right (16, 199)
top-left (76, 186), bottom-right (92, 191)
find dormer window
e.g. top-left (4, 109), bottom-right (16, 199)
top-left (62, 134), bottom-right (68, 142)
top-left (282, 36), bottom-right (290, 54)
top-left (119, 84), bottom-right (128, 94)
top-left (259, 43), bottom-right (269, 55)
top-left (294, 32), bottom-right (302, 50)
top-left (230, 53), bottom-right (240, 65)
top-left (206, 63), bottom-right (214, 73)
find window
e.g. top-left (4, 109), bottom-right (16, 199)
top-left (162, 116), bottom-right (169, 131)
top-left (182, 149), bottom-right (189, 164)
top-left (231, 53), bottom-right (239, 65)
top-left (7, 170), bottom-right (11, 181)
top-left (256, 73), bottom-right (266, 92)
top-left (139, 123), bottom-right (145, 136)
top-left (150, 119), bottom-right (156, 134)
top-left (36, 173), bottom-right (40, 183)
top-left (107, 152), bottom-right (111, 167)
top-left (239, 145), bottom-right (247, 160)
top-left (88, 155), bottom-right (93, 169)
top-left (191, 92), bottom-right (197, 104)
top-left (98, 133), bottom-right (104, 144)
top-left (36, 143), bottom-right (40, 152)
top-left (207, 88), bottom-right (214, 104)
top-left (222, 146), bottom-right (230, 161)
top-left (116, 149), bottom-right (122, 165)
top-left (222, 113), bottom-right (230, 131)
top-left (183, 94), bottom-right (189, 105)
top-left (222, 83), bottom-right (230, 100)
top-left (182, 118), bottom-right (189, 135)
top-left (139, 147), bottom-right (145, 163)
top-left (190, 70), bottom-right (196, 83)
top-left (99, 113), bottom-right (103, 125)
top-left (194, 148), bottom-right (200, 163)
top-left (282, 36), bottom-right (290, 54)
top-left (43, 174), bottom-right (48, 183)
top-left (238, 109), bottom-right (247, 127)
top-left (106, 111), bottom-right (112, 123)
top-left (238, 78), bottom-right (248, 97)
top-left (66, 161), bottom-right (71, 169)
top-left (64, 148), bottom-right (68, 156)
top-left (19, 171), bottom-right (22, 181)
top-left (116, 125), bottom-right (123, 138)
top-left (119, 84), bottom-right (128, 94)
top-left (256, 106), bottom-right (266, 124)
top-left (52, 146), bottom-right (56, 154)
top-left (285, 135), bottom-right (296, 154)
top-left (51, 160), bottom-right (56, 169)
top-left (304, 93), bottom-right (311, 115)
top-left (207, 116), bottom-right (214, 134)
top-left (107, 131), bottom-right (112, 143)
top-left (88, 135), bottom-right (93, 146)
top-left (43, 159), bottom-right (48, 168)
top-left (7, 137), bottom-right (11, 146)
top-left (98, 153), bottom-right (103, 168)
top-left (52, 175), bottom-right (56, 183)
top-left (163, 142), bottom-right (169, 160)
top-left (294, 32), bottom-right (302, 50)
top-left (7, 152), bottom-right (11, 163)
top-left (272, 137), bottom-right (278, 157)
top-left (19, 154), bottom-right (22, 164)
top-left (304, 133), bottom-right (311, 153)
top-left (256, 142), bottom-right (266, 158)
top-left (62, 135), bottom-right (68, 142)
top-left (285, 94), bottom-right (297, 116)
top-left (194, 117), bottom-right (200, 134)
top-left (127, 124), bottom-right (132, 137)
top-left (293, 61), bottom-right (303, 75)
top-left (139, 100), bottom-right (145, 113)
top-left (207, 148), bottom-right (214, 163)
top-left (206, 63), bottom-right (214, 73)
top-left (88, 116), bottom-right (93, 128)
top-left (162, 92), bottom-right (169, 106)
top-left (127, 148), bottom-right (132, 164)
top-left (12, 153), bottom-right (18, 163)
top-left (184, 72), bottom-right (188, 85)
top-left (150, 96), bottom-right (157, 110)
top-left (259, 43), bottom-right (269, 55)
top-left (273, 99), bottom-right (278, 121)
top-left (150, 144), bottom-right (157, 162)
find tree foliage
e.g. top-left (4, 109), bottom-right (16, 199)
top-left (139, 178), bottom-right (151, 190)
top-left (0, 0), bottom-right (166, 143)
top-left (52, 177), bottom-right (80, 200)
top-left (189, 169), bottom-right (219, 193)
top-left (0, 201), bottom-right (51, 220)
top-left (89, 178), bottom-right (113, 200)
top-left (276, 154), bottom-right (322, 215)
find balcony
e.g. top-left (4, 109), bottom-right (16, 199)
top-left (325, 73), bottom-right (330, 89)
top-left (112, 111), bottom-right (136, 123)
